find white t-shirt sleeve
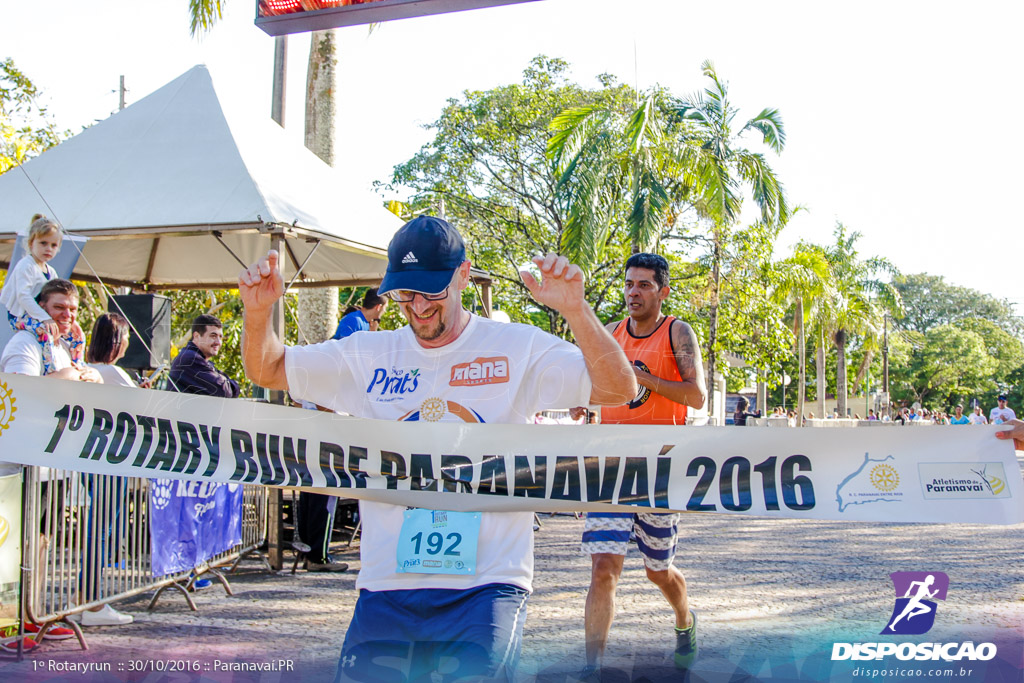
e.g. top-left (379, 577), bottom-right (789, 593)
top-left (0, 333), bottom-right (43, 375)
top-left (284, 338), bottom-right (363, 414)
top-left (518, 327), bottom-right (592, 412)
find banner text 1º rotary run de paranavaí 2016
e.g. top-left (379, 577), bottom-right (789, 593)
top-left (0, 373), bottom-right (1020, 524)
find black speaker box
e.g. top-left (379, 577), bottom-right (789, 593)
top-left (109, 294), bottom-right (172, 370)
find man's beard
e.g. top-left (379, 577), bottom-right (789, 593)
top-left (411, 316), bottom-right (446, 341)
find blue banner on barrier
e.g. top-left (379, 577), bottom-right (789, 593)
top-left (149, 479), bottom-right (242, 576)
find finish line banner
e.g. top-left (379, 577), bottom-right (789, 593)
top-left (0, 374), bottom-right (1020, 524)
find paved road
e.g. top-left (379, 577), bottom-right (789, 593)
top-left (3, 458), bottom-right (1022, 682)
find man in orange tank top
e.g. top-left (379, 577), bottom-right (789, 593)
top-left (579, 253), bottom-right (707, 678)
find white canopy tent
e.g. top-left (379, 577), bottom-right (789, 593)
top-left (0, 64), bottom-right (492, 300)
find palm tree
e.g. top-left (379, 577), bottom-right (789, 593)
top-left (546, 89), bottom-right (675, 268)
top-left (188, 4), bottom-right (341, 345)
top-left (548, 62), bottom-right (789, 417)
top-left (772, 246), bottom-right (833, 423)
top-left (668, 61), bottom-right (790, 416)
top-left (813, 224), bottom-right (902, 416)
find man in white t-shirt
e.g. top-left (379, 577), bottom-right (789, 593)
top-left (239, 216), bottom-right (636, 682)
top-left (0, 279), bottom-right (99, 382)
top-left (989, 395), bottom-right (1016, 424)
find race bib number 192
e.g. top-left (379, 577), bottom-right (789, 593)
top-left (396, 509), bottom-right (480, 575)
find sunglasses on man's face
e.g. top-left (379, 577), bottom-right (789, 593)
top-left (386, 288), bottom-right (450, 303)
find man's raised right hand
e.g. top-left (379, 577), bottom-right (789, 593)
top-left (239, 250), bottom-right (285, 313)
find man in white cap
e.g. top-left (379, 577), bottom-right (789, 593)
top-left (238, 215), bottom-right (636, 682)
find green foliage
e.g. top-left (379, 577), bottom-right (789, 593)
top-left (0, 59), bottom-right (66, 173)
top-left (389, 56), bottom-right (640, 338)
top-left (894, 325), bottom-right (996, 407)
top-left (893, 273), bottom-right (1023, 337)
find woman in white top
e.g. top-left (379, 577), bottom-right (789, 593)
top-left (72, 313), bottom-right (147, 627)
top-left (86, 312), bottom-right (152, 388)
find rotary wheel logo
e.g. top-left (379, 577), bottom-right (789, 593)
top-left (0, 515), bottom-right (8, 548)
top-left (151, 480), bottom-right (173, 510)
top-left (419, 397), bottom-right (447, 422)
top-left (0, 379), bottom-right (17, 436)
top-left (870, 464), bottom-right (900, 492)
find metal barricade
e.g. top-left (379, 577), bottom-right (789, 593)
top-left (19, 467), bottom-right (269, 649)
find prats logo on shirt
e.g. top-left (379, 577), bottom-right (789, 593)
top-left (449, 356), bottom-right (509, 387)
top-left (366, 367), bottom-right (421, 399)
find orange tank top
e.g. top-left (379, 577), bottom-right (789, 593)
top-left (601, 316), bottom-right (688, 425)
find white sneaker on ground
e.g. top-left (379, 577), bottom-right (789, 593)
top-left (71, 604), bottom-right (134, 626)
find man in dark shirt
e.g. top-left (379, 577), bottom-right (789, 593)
top-left (168, 314), bottom-right (239, 397)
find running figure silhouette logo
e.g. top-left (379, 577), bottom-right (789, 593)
top-left (882, 571), bottom-right (949, 635)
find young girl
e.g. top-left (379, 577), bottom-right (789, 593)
top-left (0, 214), bottom-right (85, 374)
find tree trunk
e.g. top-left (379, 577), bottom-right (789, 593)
top-left (305, 30), bottom-right (337, 165)
top-left (299, 29), bottom-right (339, 343)
top-left (705, 235), bottom-right (722, 419)
top-left (852, 349), bottom-right (874, 395)
top-left (835, 328), bottom-right (848, 416)
top-left (796, 298), bottom-right (806, 424)
top-left (816, 328), bottom-right (826, 418)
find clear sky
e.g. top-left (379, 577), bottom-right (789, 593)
top-left (2, 0), bottom-right (1021, 311)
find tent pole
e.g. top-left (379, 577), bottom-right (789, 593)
top-left (267, 231), bottom-right (286, 570)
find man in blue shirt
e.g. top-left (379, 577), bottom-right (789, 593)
top-left (331, 288), bottom-right (386, 340)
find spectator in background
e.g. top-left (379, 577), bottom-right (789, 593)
top-left (989, 395), bottom-right (1016, 424)
top-left (331, 288), bottom-right (387, 340)
top-left (167, 315), bottom-right (239, 397)
top-left (165, 314), bottom-right (239, 590)
top-left (67, 313), bottom-right (145, 627)
top-left (867, 409), bottom-right (878, 421)
top-left (0, 279), bottom-right (101, 647)
top-left (733, 397), bottom-right (760, 426)
top-left (86, 313), bottom-right (152, 387)
top-left (950, 405), bottom-right (970, 425)
top-left (969, 405), bottom-right (988, 425)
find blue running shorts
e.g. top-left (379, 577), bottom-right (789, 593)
top-left (335, 583), bottom-right (529, 683)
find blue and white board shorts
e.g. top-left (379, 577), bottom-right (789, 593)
top-left (581, 512), bottom-right (680, 571)
top-left (335, 582), bottom-right (529, 683)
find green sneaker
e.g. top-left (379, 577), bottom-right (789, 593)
top-left (674, 610), bottom-right (698, 670)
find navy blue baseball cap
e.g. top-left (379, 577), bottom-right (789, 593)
top-left (378, 216), bottom-right (466, 296)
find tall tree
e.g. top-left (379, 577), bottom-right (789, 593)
top-left (391, 57), bottom-right (640, 338)
top-left (810, 224), bottom-right (901, 416)
top-left (667, 61), bottom-right (789, 415)
top-left (893, 273), bottom-right (1022, 338)
top-left (772, 246), bottom-right (832, 421)
top-left (546, 87), bottom-right (679, 265)
top-left (187, 4), bottom-right (341, 344)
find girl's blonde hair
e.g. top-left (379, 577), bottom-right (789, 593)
top-left (27, 213), bottom-right (62, 249)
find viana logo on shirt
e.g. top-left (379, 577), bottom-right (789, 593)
top-left (366, 367), bottom-right (421, 399)
top-left (450, 356), bottom-right (509, 386)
